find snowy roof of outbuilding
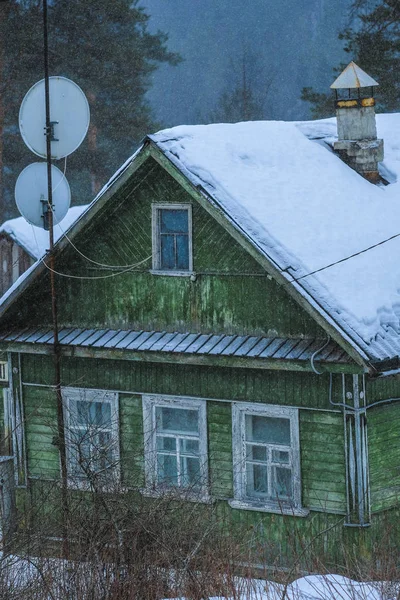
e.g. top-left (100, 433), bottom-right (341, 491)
top-left (0, 204), bottom-right (89, 259)
top-left (147, 114), bottom-right (400, 364)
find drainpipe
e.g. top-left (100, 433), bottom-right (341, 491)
top-left (353, 374), bottom-right (366, 526)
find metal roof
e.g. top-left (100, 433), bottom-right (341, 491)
top-left (0, 327), bottom-right (351, 363)
top-left (330, 61), bottom-right (379, 89)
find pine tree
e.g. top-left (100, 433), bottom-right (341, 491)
top-left (1, 0), bottom-right (180, 220)
top-left (0, 0), bottom-right (10, 207)
top-left (207, 49), bottom-right (274, 123)
top-left (301, 0), bottom-right (400, 118)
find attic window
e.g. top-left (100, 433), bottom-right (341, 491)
top-left (152, 204), bottom-right (192, 274)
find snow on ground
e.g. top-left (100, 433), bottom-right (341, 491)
top-left (0, 556), bottom-right (396, 600)
top-left (149, 114), bottom-right (400, 360)
top-left (166, 573), bottom-right (398, 600)
top-left (0, 204), bottom-right (88, 259)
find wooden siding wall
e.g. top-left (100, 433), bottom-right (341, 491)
top-left (20, 353), bottom-right (347, 515)
top-left (366, 374), bottom-right (400, 512)
top-left (368, 404), bottom-right (400, 512)
top-left (3, 159), bottom-right (325, 339)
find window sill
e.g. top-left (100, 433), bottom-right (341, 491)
top-left (141, 487), bottom-right (212, 504)
top-left (228, 499), bottom-right (309, 517)
top-left (150, 270), bottom-right (195, 278)
top-left (66, 477), bottom-right (122, 492)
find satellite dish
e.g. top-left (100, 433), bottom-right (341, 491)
top-left (15, 162), bottom-right (71, 229)
top-left (19, 76), bottom-right (90, 160)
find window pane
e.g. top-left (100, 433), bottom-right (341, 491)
top-left (176, 235), bottom-right (189, 270)
top-left (160, 209), bottom-right (188, 234)
top-left (180, 456), bottom-right (201, 488)
top-left (245, 414), bottom-right (291, 445)
top-left (273, 467), bottom-right (293, 499)
top-left (156, 406), bottom-right (199, 435)
top-left (76, 400), bottom-right (90, 425)
top-left (246, 463), bottom-right (268, 497)
top-left (160, 235), bottom-right (175, 270)
top-left (157, 454), bottom-right (178, 485)
top-left (272, 449), bottom-right (290, 464)
top-left (179, 438), bottom-right (199, 456)
top-left (157, 436), bottom-right (177, 452)
top-left (69, 434), bottom-right (90, 477)
top-left (246, 444), bottom-right (267, 462)
top-left (96, 431), bottom-right (113, 471)
top-left (73, 400), bottom-right (111, 428)
top-left (71, 429), bottom-right (114, 476)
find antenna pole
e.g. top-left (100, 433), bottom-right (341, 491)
top-left (43, 0), bottom-right (69, 558)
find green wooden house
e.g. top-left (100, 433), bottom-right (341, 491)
top-left (1, 96), bottom-right (400, 564)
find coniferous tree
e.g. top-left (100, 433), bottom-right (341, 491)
top-left (1, 0), bottom-right (180, 220)
top-left (207, 49), bottom-right (274, 123)
top-left (0, 0), bottom-right (10, 207)
top-left (301, 0), bottom-right (400, 118)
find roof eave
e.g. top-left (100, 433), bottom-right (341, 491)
top-left (0, 339), bottom-right (361, 375)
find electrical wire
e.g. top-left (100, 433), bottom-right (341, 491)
top-left (30, 219), bottom-right (152, 280)
top-left (310, 335), bottom-right (331, 375)
top-left (287, 229), bottom-right (400, 283)
top-left (39, 254), bottom-right (152, 280)
top-left (50, 156), bottom-right (68, 195)
top-left (52, 214), bottom-right (153, 270)
top-left (50, 151), bottom-right (400, 280)
top-left (44, 157), bottom-right (155, 270)
top-left (17, 146), bottom-right (400, 284)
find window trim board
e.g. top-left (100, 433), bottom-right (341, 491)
top-left (142, 394), bottom-right (209, 501)
top-left (62, 387), bottom-right (120, 489)
top-left (231, 402), bottom-right (307, 516)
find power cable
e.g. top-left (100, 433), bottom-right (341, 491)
top-left (31, 221), bottom-right (152, 279)
top-left (287, 229), bottom-right (400, 283)
top-left (39, 254), bottom-right (152, 280)
top-left (52, 213), bottom-right (152, 270)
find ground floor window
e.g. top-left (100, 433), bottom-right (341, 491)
top-left (142, 395), bottom-right (208, 499)
top-left (231, 402), bottom-right (303, 514)
top-left (62, 387), bottom-right (119, 486)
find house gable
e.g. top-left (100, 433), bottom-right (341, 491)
top-left (1, 156), bottom-right (332, 343)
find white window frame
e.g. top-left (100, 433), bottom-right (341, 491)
top-left (142, 394), bottom-right (209, 501)
top-left (0, 361), bottom-right (8, 383)
top-left (62, 387), bottom-right (120, 489)
top-left (151, 203), bottom-right (193, 275)
top-left (230, 402), bottom-right (308, 516)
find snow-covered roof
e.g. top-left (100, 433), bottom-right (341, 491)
top-left (2, 114), bottom-right (400, 366)
top-left (148, 114), bottom-right (400, 363)
top-left (0, 204), bottom-right (89, 259)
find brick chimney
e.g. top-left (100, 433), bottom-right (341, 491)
top-left (331, 61), bottom-right (383, 183)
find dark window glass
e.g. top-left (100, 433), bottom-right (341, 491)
top-left (160, 235), bottom-right (175, 270)
top-left (159, 209), bottom-right (189, 270)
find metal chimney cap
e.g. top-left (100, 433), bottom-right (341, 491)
top-left (330, 61), bottom-right (379, 89)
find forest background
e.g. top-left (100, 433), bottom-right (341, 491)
top-left (0, 0), bottom-right (397, 222)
